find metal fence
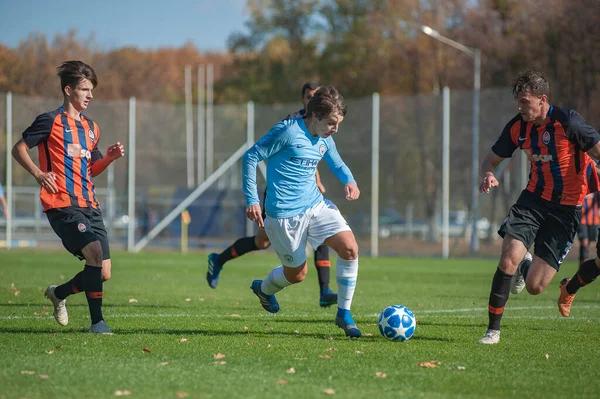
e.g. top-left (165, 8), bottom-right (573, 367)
top-left (0, 88), bottom-right (528, 257)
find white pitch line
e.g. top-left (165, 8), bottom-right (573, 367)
top-left (1, 304), bottom-right (599, 321)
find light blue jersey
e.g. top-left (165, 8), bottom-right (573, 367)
top-left (243, 118), bottom-right (355, 218)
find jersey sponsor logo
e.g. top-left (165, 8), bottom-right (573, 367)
top-left (88, 129), bottom-right (96, 142)
top-left (542, 131), bottom-right (551, 145)
top-left (290, 157), bottom-right (319, 167)
top-left (77, 223), bottom-right (87, 232)
top-left (65, 128), bottom-right (72, 133)
top-left (67, 144), bottom-right (92, 160)
top-left (529, 153), bottom-right (554, 163)
top-left (518, 137), bottom-right (526, 142)
top-left (319, 144), bottom-right (326, 156)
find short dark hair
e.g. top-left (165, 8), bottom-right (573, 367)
top-left (512, 70), bottom-right (549, 98)
top-left (305, 85), bottom-right (347, 120)
top-left (301, 81), bottom-right (320, 97)
top-left (57, 61), bottom-right (98, 92)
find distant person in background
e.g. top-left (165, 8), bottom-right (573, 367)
top-left (206, 81), bottom-right (337, 308)
top-left (577, 191), bottom-right (600, 264)
top-left (0, 182), bottom-right (7, 218)
top-left (12, 60), bottom-right (125, 334)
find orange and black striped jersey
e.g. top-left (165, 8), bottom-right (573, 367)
top-left (492, 106), bottom-right (600, 206)
top-left (22, 107), bottom-right (103, 211)
top-left (581, 192), bottom-right (600, 225)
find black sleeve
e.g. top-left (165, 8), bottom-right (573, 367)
top-left (22, 113), bottom-right (54, 148)
top-left (565, 110), bottom-right (600, 152)
top-left (91, 146), bottom-right (103, 164)
top-left (491, 115), bottom-right (520, 158)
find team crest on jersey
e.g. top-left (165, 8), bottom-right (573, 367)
top-left (542, 131), bottom-right (551, 145)
top-left (283, 254), bottom-right (294, 263)
top-left (77, 223), bottom-right (87, 232)
top-left (88, 129), bottom-right (95, 142)
top-left (319, 144), bottom-right (326, 156)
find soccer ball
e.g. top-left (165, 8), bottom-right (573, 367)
top-left (377, 305), bottom-right (416, 341)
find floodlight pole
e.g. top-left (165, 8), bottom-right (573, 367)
top-left (421, 25), bottom-right (481, 254)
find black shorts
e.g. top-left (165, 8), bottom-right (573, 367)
top-left (46, 206), bottom-right (110, 261)
top-left (578, 224), bottom-right (599, 242)
top-left (498, 190), bottom-right (581, 270)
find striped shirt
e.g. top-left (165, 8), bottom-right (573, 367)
top-left (492, 106), bottom-right (600, 206)
top-left (22, 107), bottom-right (102, 211)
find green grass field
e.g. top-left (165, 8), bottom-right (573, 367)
top-left (1, 249), bottom-right (598, 398)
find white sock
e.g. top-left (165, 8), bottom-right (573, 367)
top-left (261, 266), bottom-right (292, 295)
top-left (336, 257), bottom-right (358, 310)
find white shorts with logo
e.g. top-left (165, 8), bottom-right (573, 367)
top-left (264, 199), bottom-right (351, 267)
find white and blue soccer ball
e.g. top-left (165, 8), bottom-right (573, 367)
top-left (378, 305), bottom-right (416, 341)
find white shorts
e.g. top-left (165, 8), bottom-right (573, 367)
top-left (264, 199), bottom-right (352, 267)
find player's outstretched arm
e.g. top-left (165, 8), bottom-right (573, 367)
top-left (91, 142), bottom-right (125, 177)
top-left (12, 139), bottom-right (58, 193)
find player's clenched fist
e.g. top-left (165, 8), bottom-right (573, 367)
top-left (480, 173), bottom-right (499, 194)
top-left (246, 204), bottom-right (264, 228)
top-left (35, 171), bottom-right (58, 194)
top-left (107, 142), bottom-right (125, 160)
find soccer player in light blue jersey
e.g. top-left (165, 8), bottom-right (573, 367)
top-left (206, 82), bottom-right (337, 308)
top-left (243, 85), bottom-right (362, 338)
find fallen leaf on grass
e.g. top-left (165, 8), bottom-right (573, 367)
top-left (355, 351), bottom-right (362, 355)
top-left (213, 353), bottom-right (226, 359)
top-left (215, 361), bottom-right (226, 365)
top-left (294, 357), bottom-right (308, 360)
top-left (13, 290), bottom-right (20, 296)
top-left (275, 380), bottom-right (288, 385)
top-left (179, 338), bottom-right (188, 343)
top-left (327, 347), bottom-right (336, 351)
top-left (323, 388), bottom-right (336, 395)
top-left (244, 326), bottom-right (249, 331)
top-left (46, 349), bottom-right (54, 355)
top-left (38, 375), bottom-right (50, 380)
top-left (185, 298), bottom-right (191, 302)
top-left (286, 368), bottom-right (296, 374)
top-left (247, 341), bottom-right (255, 345)
top-left (364, 333), bottom-right (373, 337)
top-left (319, 355), bottom-right (332, 359)
top-left (418, 360), bottom-right (441, 368)
top-left (20, 370), bottom-right (36, 375)
top-left (230, 314), bottom-right (241, 317)
top-left (159, 362), bottom-right (170, 366)
top-left (175, 392), bottom-right (189, 398)
top-left (199, 298), bottom-right (205, 302)
top-left (114, 390), bottom-right (132, 396)
top-left (367, 323), bottom-right (377, 326)
top-left (375, 371), bottom-right (387, 378)
top-left (294, 330), bottom-right (300, 334)
top-left (142, 348), bottom-right (152, 353)
top-left (456, 366), bottom-right (466, 370)
top-left (34, 312), bottom-right (48, 316)
top-left (128, 298), bottom-right (138, 303)
top-left (545, 353), bottom-right (550, 360)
